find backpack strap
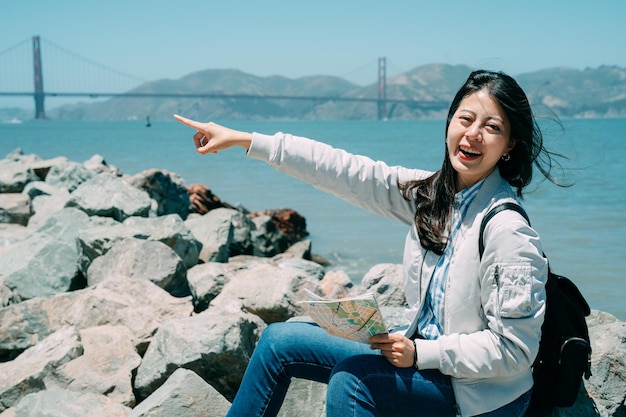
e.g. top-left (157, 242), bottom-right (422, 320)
top-left (479, 202), bottom-right (531, 259)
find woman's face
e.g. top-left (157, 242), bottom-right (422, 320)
top-left (446, 89), bottom-right (514, 190)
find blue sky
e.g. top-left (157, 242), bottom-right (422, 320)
top-left (1, 0), bottom-right (625, 108)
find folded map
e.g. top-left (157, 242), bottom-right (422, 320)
top-left (299, 289), bottom-right (388, 343)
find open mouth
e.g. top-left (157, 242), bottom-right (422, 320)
top-left (459, 145), bottom-right (481, 159)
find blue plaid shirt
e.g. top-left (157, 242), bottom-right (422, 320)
top-left (417, 180), bottom-right (484, 340)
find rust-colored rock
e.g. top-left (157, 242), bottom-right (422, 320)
top-left (250, 208), bottom-right (308, 243)
top-left (188, 184), bottom-right (234, 214)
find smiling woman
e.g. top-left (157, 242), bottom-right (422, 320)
top-left (172, 70), bottom-right (568, 417)
top-left (446, 90), bottom-right (514, 190)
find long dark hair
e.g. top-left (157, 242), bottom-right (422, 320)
top-left (400, 70), bottom-right (564, 255)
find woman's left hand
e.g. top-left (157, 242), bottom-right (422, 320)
top-left (369, 333), bottom-right (416, 368)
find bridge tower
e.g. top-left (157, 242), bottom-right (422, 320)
top-left (32, 36), bottom-right (45, 120)
top-left (377, 57), bottom-right (386, 120)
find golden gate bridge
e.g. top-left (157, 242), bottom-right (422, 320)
top-left (0, 36), bottom-right (449, 120)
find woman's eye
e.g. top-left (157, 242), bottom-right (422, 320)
top-left (487, 124), bottom-right (501, 132)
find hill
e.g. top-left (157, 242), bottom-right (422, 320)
top-left (22, 64), bottom-right (626, 120)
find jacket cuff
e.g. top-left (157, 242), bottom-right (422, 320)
top-left (415, 338), bottom-right (441, 370)
top-left (247, 132), bottom-right (276, 161)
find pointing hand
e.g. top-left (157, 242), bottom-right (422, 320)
top-left (174, 114), bottom-right (252, 154)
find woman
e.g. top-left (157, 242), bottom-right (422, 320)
top-left (175, 70), bottom-right (558, 416)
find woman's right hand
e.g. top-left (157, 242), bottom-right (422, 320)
top-left (174, 114), bottom-right (253, 154)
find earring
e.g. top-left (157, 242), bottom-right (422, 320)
top-left (501, 154), bottom-right (511, 162)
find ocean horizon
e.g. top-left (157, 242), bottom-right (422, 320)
top-left (1, 117), bottom-right (624, 320)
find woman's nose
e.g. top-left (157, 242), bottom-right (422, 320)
top-left (466, 123), bottom-right (482, 141)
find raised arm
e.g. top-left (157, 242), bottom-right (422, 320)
top-left (174, 114), bottom-right (252, 154)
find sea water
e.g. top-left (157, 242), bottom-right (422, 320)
top-left (1, 118), bottom-right (624, 320)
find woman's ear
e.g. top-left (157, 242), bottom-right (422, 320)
top-left (506, 139), bottom-right (516, 153)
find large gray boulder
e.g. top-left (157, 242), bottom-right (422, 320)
top-left (45, 325), bottom-right (142, 407)
top-left (186, 261), bottom-right (244, 313)
top-left (134, 301), bottom-right (266, 401)
top-left (0, 194), bottom-right (30, 226)
top-left (0, 208), bottom-right (91, 303)
top-left (0, 153), bottom-right (39, 193)
top-left (45, 160), bottom-right (95, 193)
top-left (129, 368), bottom-right (231, 417)
top-left (0, 326), bottom-right (82, 412)
top-left (76, 214), bottom-right (201, 275)
top-left (122, 214), bottom-right (201, 268)
top-left (209, 260), bottom-right (321, 324)
top-left (184, 207), bottom-right (235, 263)
top-left (580, 312), bottom-right (626, 416)
top-left (0, 278), bottom-right (193, 357)
top-left (278, 379), bottom-right (326, 417)
top-left (65, 173), bottom-right (151, 221)
top-left (86, 238), bottom-right (189, 297)
top-left (127, 169), bottom-right (190, 220)
top-left (26, 182), bottom-right (72, 229)
top-left (12, 389), bottom-right (131, 417)
top-left (250, 214), bottom-right (291, 257)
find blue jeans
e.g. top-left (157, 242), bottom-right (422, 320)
top-left (226, 322), bottom-right (530, 417)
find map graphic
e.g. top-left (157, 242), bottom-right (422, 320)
top-left (300, 290), bottom-right (388, 343)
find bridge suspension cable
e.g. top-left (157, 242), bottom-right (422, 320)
top-left (40, 38), bottom-right (147, 93)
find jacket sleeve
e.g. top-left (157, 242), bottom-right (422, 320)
top-left (247, 132), bottom-right (432, 225)
top-left (415, 210), bottom-right (548, 378)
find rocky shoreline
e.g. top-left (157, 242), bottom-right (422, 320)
top-left (0, 149), bottom-right (624, 417)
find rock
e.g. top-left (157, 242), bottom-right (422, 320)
top-left (27, 155), bottom-right (68, 181)
top-left (83, 154), bottom-right (121, 176)
top-left (278, 379), bottom-right (326, 417)
top-left (0, 327), bottom-right (82, 412)
top-left (0, 154), bottom-right (39, 193)
top-left (274, 256), bottom-right (325, 281)
top-left (0, 194), bottom-right (30, 226)
top-left (187, 183), bottom-right (235, 215)
top-left (45, 160), bottom-right (95, 193)
top-left (75, 219), bottom-right (125, 275)
top-left (86, 238), bottom-right (189, 297)
top-left (21, 180), bottom-right (59, 199)
top-left (250, 214), bottom-right (290, 257)
top-left (28, 190), bottom-right (73, 229)
top-left (209, 261), bottom-right (320, 324)
top-left (581, 312), bottom-right (626, 416)
top-left (0, 149), bottom-right (623, 417)
top-left (227, 208), bottom-right (256, 256)
top-left (251, 208), bottom-right (309, 243)
top-left (0, 278), bottom-right (192, 358)
top-left (184, 208), bottom-right (234, 263)
top-left (318, 269), bottom-right (354, 299)
top-left (122, 214), bottom-right (201, 268)
top-left (127, 169), bottom-right (190, 220)
top-left (358, 263), bottom-right (406, 308)
top-left (45, 325), bottom-right (141, 407)
top-left (65, 173), bottom-right (151, 221)
top-left (0, 224), bottom-right (31, 250)
top-left (0, 208), bottom-right (91, 303)
top-left (129, 368), bottom-right (231, 417)
top-left (186, 261), bottom-right (248, 313)
top-left (13, 389), bottom-right (131, 417)
top-left (134, 301), bottom-right (266, 401)
top-left (282, 238), bottom-right (313, 260)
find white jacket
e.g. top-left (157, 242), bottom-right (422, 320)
top-left (248, 132), bottom-right (548, 416)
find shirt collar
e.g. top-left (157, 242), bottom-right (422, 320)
top-left (454, 179), bottom-right (485, 209)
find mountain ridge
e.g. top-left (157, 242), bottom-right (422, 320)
top-left (4, 63), bottom-right (626, 121)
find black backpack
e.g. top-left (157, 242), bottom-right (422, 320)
top-left (479, 202), bottom-right (592, 410)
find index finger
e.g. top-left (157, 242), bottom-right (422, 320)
top-left (173, 114), bottom-right (204, 130)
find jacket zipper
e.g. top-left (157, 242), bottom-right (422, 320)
top-left (494, 265), bottom-right (502, 331)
